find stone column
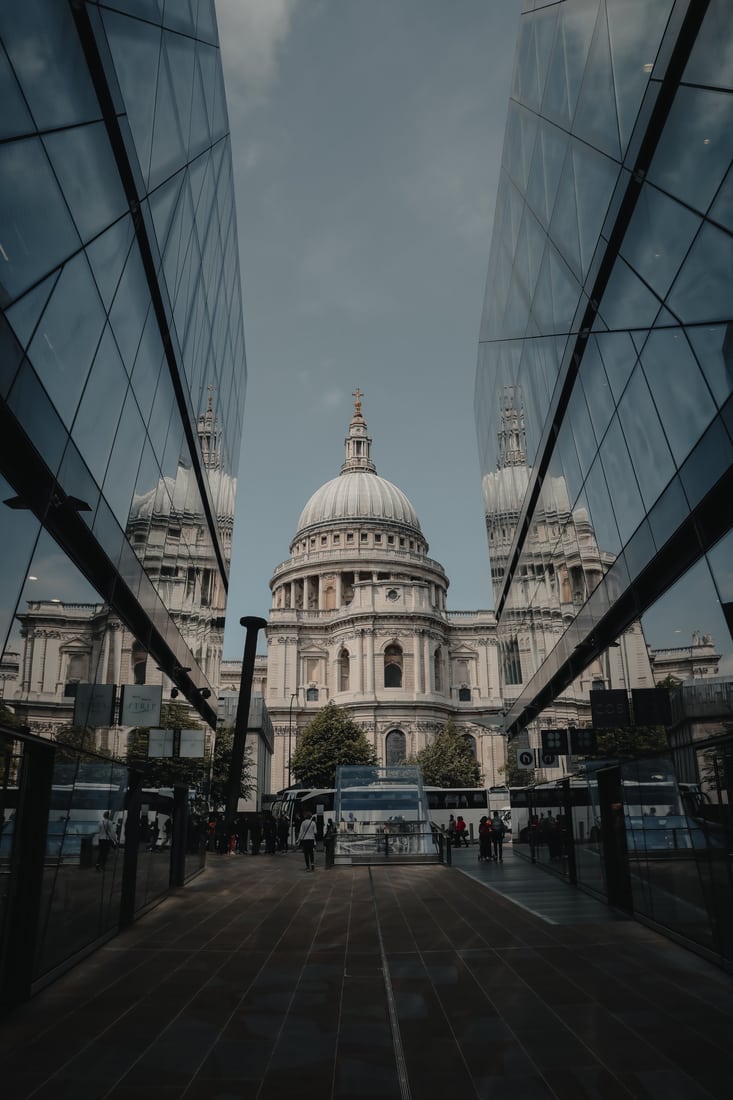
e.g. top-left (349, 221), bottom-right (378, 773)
top-left (318, 574), bottom-right (323, 610)
top-left (415, 631), bottom-right (424, 694)
top-left (477, 643), bottom-right (490, 701)
top-left (354, 630), bottom-right (363, 693)
top-left (366, 629), bottom-right (375, 694)
top-left (335, 573), bottom-right (342, 608)
top-left (289, 581), bottom-right (296, 609)
top-left (111, 623), bottom-right (123, 686)
top-left (423, 634), bottom-right (432, 695)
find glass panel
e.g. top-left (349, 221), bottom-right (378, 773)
top-left (102, 390), bottom-right (146, 527)
top-left (685, 324), bottom-right (733, 411)
top-left (148, 33), bottom-right (187, 189)
top-left (620, 184), bottom-right (701, 301)
top-left (572, 2), bottom-right (621, 160)
top-left (667, 222), bottom-right (733, 325)
top-left (648, 85), bottom-right (733, 214)
top-left (579, 335), bottom-right (614, 443)
top-left (598, 255), bottom-right (662, 330)
top-left (542, 0), bottom-right (599, 130)
top-left (638, 329), bottom-right (717, 466)
top-left (84, 215), bottom-right (135, 312)
top-left (594, 330), bottom-right (638, 403)
top-left (101, 8), bottom-right (162, 185)
top-left (599, 414), bottom-right (644, 545)
top-left (3, 272), bottom-right (60, 352)
top-left (0, 473), bottom-right (42, 656)
top-left (0, 0), bottom-right (101, 129)
top-left (0, 41), bottom-right (34, 139)
top-left (130, 305), bottom-right (165, 425)
top-left (606, 0), bottom-right (674, 153)
top-left (617, 364), bottom-right (675, 509)
top-left (684, 0), bottom-right (733, 90)
top-left (43, 123), bottom-right (128, 245)
top-left (6, 361), bottom-right (69, 475)
top-left (71, 325), bottom-right (129, 480)
top-left (709, 162), bottom-right (733, 234)
top-left (0, 137), bottom-right (79, 302)
top-left (571, 141), bottom-right (621, 276)
top-left (679, 416), bottom-right (733, 511)
top-left (583, 454), bottom-right (622, 557)
top-left (27, 252), bottom-right (106, 428)
top-left (109, 243), bottom-right (151, 376)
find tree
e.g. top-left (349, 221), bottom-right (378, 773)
top-left (594, 725), bottom-right (668, 759)
top-left (126, 702), bottom-right (209, 791)
top-left (209, 726), bottom-right (254, 810)
top-left (410, 718), bottom-right (482, 787)
top-left (290, 702), bottom-right (377, 788)
top-left (54, 725), bottom-right (112, 759)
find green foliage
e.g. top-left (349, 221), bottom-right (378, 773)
top-left (410, 718), bottom-right (482, 788)
top-left (55, 725), bottom-right (112, 760)
top-left (0, 702), bottom-right (27, 731)
top-left (126, 702), bottom-right (208, 790)
top-left (209, 726), bottom-right (254, 810)
top-left (290, 701), bottom-right (378, 788)
top-left (594, 725), bottom-right (668, 759)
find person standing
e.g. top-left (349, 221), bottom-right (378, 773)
top-left (455, 815), bottom-right (469, 848)
top-left (297, 811), bottom-right (317, 871)
top-left (490, 810), bottom-right (506, 862)
top-left (95, 811), bottom-right (116, 871)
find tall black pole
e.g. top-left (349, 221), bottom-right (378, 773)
top-left (225, 616), bottom-right (267, 829)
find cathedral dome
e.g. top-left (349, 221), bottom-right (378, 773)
top-left (297, 471), bottom-right (421, 533)
top-left (293, 392), bottom-right (422, 539)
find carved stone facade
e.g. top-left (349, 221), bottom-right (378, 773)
top-left (223, 396), bottom-right (505, 793)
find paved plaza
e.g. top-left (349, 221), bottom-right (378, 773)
top-left (2, 847), bottom-right (732, 1099)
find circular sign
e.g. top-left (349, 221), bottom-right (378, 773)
top-left (541, 752), bottom-right (558, 767)
top-left (518, 749), bottom-right (534, 768)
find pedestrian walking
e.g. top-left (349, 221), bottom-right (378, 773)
top-left (95, 811), bottom-right (116, 871)
top-left (490, 810), bottom-right (506, 862)
top-left (296, 811), bottom-right (317, 871)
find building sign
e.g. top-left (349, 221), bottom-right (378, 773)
top-left (517, 749), bottom-right (534, 769)
top-left (73, 683), bottom-right (115, 728)
top-left (148, 729), bottom-right (174, 757)
top-left (631, 688), bottom-right (672, 728)
top-left (120, 684), bottom-right (162, 727)
top-left (590, 689), bottom-right (631, 728)
top-left (541, 728), bottom-right (569, 754)
top-left (179, 729), bottom-right (206, 758)
top-left (569, 727), bottom-right (598, 755)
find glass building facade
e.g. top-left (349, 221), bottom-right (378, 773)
top-left (477, 0), bottom-right (733, 964)
top-left (0, 1), bottom-right (246, 1003)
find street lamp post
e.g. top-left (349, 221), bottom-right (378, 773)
top-left (288, 688), bottom-right (302, 788)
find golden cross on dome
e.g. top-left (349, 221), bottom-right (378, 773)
top-left (352, 387), bottom-right (364, 414)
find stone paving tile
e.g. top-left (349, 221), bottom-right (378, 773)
top-left (1, 849), bottom-right (732, 1099)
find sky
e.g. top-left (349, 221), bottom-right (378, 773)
top-left (216, 0), bottom-right (521, 658)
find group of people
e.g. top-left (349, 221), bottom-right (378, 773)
top-left (526, 811), bottom-right (566, 862)
top-left (447, 811), bottom-right (507, 862)
top-left (206, 813), bottom-right (291, 855)
top-left (479, 811), bottom-right (507, 862)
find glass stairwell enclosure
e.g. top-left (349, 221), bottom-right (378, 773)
top-left (333, 766), bottom-right (438, 864)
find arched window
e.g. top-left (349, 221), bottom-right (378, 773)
top-left (434, 647), bottom-right (442, 692)
top-left (458, 686), bottom-right (471, 702)
top-left (339, 648), bottom-right (350, 691)
top-left (384, 643), bottom-right (403, 688)
top-left (386, 729), bottom-right (406, 765)
top-left (463, 733), bottom-right (477, 758)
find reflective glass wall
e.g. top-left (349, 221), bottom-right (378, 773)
top-left (0, 0), bottom-right (245, 1001)
top-left (477, 1), bottom-right (733, 960)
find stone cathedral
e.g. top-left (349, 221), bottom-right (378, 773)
top-left (248, 393), bottom-right (506, 792)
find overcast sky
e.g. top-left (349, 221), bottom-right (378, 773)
top-left (216, 0), bottom-right (521, 657)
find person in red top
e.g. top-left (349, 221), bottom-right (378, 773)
top-left (454, 815), bottom-right (469, 848)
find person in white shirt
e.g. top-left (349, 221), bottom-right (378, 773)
top-left (296, 811), bottom-right (317, 871)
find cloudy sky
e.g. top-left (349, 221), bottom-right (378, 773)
top-left (216, 0), bottom-right (521, 657)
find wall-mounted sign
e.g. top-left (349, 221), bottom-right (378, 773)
top-left (179, 729), bottom-right (206, 758)
top-left (120, 684), bottom-right (162, 727)
top-left (517, 749), bottom-right (534, 769)
top-left (148, 729), bottom-right (174, 757)
top-left (73, 683), bottom-right (115, 728)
